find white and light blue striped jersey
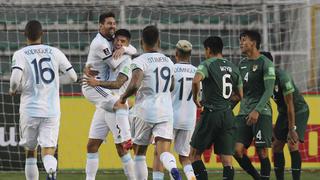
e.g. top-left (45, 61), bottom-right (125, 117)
top-left (86, 33), bottom-right (113, 81)
top-left (11, 44), bottom-right (73, 117)
top-left (171, 63), bottom-right (197, 130)
top-left (131, 52), bottom-right (175, 123)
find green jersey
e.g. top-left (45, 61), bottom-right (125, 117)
top-left (197, 57), bottom-right (242, 111)
top-left (273, 69), bottom-right (309, 114)
top-left (238, 55), bottom-right (275, 116)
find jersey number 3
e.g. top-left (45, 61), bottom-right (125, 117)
top-left (31, 58), bottom-right (55, 84)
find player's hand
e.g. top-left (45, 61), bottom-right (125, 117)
top-left (9, 89), bottom-right (16, 96)
top-left (246, 110), bottom-right (259, 125)
top-left (81, 77), bottom-right (100, 87)
top-left (83, 65), bottom-right (99, 77)
top-left (119, 94), bottom-right (127, 104)
top-left (193, 97), bottom-right (202, 108)
top-left (113, 47), bottom-right (125, 59)
top-left (287, 129), bottom-right (299, 145)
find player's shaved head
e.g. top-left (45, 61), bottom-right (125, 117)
top-left (142, 25), bottom-right (159, 48)
top-left (24, 20), bottom-right (43, 42)
top-left (240, 30), bottom-right (261, 50)
top-left (203, 36), bottom-right (223, 55)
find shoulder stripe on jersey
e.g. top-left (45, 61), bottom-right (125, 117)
top-left (66, 67), bottom-right (73, 71)
top-left (94, 87), bottom-right (109, 97)
top-left (11, 66), bottom-right (23, 71)
top-left (102, 54), bottom-right (112, 61)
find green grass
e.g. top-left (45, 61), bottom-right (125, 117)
top-left (1, 170), bottom-right (320, 180)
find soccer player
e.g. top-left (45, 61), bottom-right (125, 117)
top-left (9, 20), bottom-right (77, 180)
top-left (260, 52), bottom-right (309, 180)
top-left (190, 36), bottom-right (243, 180)
top-left (81, 12), bottom-right (136, 180)
top-left (152, 40), bottom-right (197, 180)
top-left (234, 30), bottom-right (275, 180)
top-left (119, 25), bottom-right (182, 180)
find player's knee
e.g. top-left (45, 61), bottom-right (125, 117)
top-left (234, 147), bottom-right (244, 158)
top-left (257, 148), bottom-right (269, 159)
top-left (178, 155), bottom-right (190, 166)
top-left (272, 140), bottom-right (285, 153)
top-left (87, 140), bottom-right (101, 153)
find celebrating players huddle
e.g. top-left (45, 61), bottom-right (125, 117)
top-left (9, 11), bottom-right (309, 180)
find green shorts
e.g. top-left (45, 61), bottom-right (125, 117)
top-left (274, 109), bottom-right (309, 143)
top-left (190, 108), bottom-right (236, 155)
top-left (236, 114), bottom-right (272, 148)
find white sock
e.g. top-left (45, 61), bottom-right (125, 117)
top-left (25, 158), bottom-right (39, 180)
top-left (42, 155), bottom-right (57, 174)
top-left (86, 153), bottom-right (99, 180)
top-left (160, 152), bottom-right (177, 171)
top-left (121, 153), bottom-right (136, 180)
top-left (134, 155), bottom-right (148, 180)
top-left (152, 171), bottom-right (164, 180)
top-left (183, 164), bottom-right (196, 180)
top-left (116, 109), bottom-right (131, 141)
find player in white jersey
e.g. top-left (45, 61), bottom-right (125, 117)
top-left (81, 12), bottom-right (136, 180)
top-left (82, 29), bottom-right (135, 180)
top-left (152, 40), bottom-right (197, 180)
top-left (9, 20), bottom-right (77, 180)
top-left (119, 25), bottom-right (182, 180)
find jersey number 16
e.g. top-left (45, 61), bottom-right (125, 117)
top-left (31, 58), bottom-right (55, 84)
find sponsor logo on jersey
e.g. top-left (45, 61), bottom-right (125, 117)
top-left (252, 65), bottom-right (258, 72)
top-left (268, 67), bottom-right (275, 76)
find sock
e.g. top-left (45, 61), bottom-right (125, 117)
top-left (86, 153), bottom-right (99, 180)
top-left (260, 157), bottom-right (271, 180)
top-left (223, 166), bottom-right (234, 180)
top-left (25, 158), bottom-right (39, 180)
top-left (273, 152), bottom-right (285, 180)
top-left (134, 155), bottom-right (148, 180)
top-left (192, 160), bottom-right (208, 180)
top-left (42, 155), bottom-right (57, 174)
top-left (121, 153), bottom-right (135, 180)
top-left (159, 152), bottom-right (177, 171)
top-left (234, 154), bottom-right (260, 179)
top-left (183, 164), bottom-right (196, 180)
top-left (290, 151), bottom-right (301, 180)
top-left (152, 171), bottom-right (164, 180)
top-left (116, 109), bottom-right (131, 141)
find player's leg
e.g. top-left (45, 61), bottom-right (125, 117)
top-left (189, 147), bottom-right (206, 180)
top-left (153, 143), bottom-right (165, 180)
top-left (86, 108), bottom-right (108, 180)
top-left (234, 115), bottom-right (260, 180)
top-left (19, 114), bottom-right (40, 180)
top-left (254, 115), bottom-right (273, 180)
top-left (39, 116), bottom-right (60, 180)
top-left (153, 121), bottom-right (181, 180)
top-left (288, 110), bottom-right (309, 180)
top-left (131, 117), bottom-right (153, 180)
top-left (174, 129), bottom-right (196, 180)
top-left (272, 114), bottom-right (287, 180)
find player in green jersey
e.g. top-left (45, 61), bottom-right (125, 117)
top-left (234, 30), bottom-right (275, 180)
top-left (261, 51), bottom-right (309, 180)
top-left (190, 36), bottom-right (243, 180)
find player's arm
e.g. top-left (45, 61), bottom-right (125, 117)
top-left (84, 73), bottom-right (128, 89)
top-left (9, 53), bottom-right (24, 95)
top-left (281, 72), bottom-right (298, 144)
top-left (57, 49), bottom-right (78, 84)
top-left (192, 72), bottom-right (203, 108)
top-left (230, 67), bottom-right (243, 108)
top-left (113, 44), bottom-right (137, 59)
top-left (120, 68), bottom-right (143, 103)
top-left (247, 61), bottom-right (275, 125)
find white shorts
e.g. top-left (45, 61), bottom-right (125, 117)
top-left (132, 117), bottom-right (173, 146)
top-left (88, 107), bottom-right (131, 144)
top-left (82, 85), bottom-right (118, 112)
top-left (173, 128), bottom-right (194, 157)
top-left (19, 114), bottom-right (60, 150)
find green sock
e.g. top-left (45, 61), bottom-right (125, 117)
top-left (290, 151), bottom-right (301, 180)
top-left (223, 166), bottom-right (234, 180)
top-left (273, 152), bottom-right (285, 180)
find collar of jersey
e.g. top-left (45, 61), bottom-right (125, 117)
top-left (99, 32), bottom-right (114, 41)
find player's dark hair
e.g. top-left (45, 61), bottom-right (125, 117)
top-left (99, 12), bottom-right (115, 24)
top-left (142, 25), bottom-right (159, 47)
top-left (260, 51), bottom-right (274, 62)
top-left (240, 30), bottom-right (261, 50)
top-left (203, 36), bottom-right (223, 55)
top-left (115, 29), bottom-right (131, 40)
top-left (24, 20), bottom-right (43, 41)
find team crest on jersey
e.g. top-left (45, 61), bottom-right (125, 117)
top-left (275, 85), bottom-right (279, 92)
top-left (252, 65), bottom-right (258, 72)
top-left (103, 48), bottom-right (111, 57)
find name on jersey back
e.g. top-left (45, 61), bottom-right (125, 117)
top-left (24, 48), bottom-right (52, 55)
top-left (147, 56), bottom-right (169, 63)
top-left (175, 67), bottom-right (196, 73)
top-left (220, 66), bottom-right (232, 72)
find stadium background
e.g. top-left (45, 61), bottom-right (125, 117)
top-left (0, 0), bottom-right (320, 173)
